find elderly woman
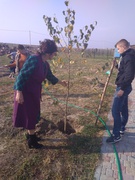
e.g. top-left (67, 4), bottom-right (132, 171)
top-left (13, 39), bottom-right (67, 149)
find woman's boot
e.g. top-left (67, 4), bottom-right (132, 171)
top-left (28, 134), bottom-right (43, 149)
top-left (25, 133), bottom-right (41, 141)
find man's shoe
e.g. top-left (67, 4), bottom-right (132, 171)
top-left (120, 130), bottom-right (124, 136)
top-left (120, 127), bottom-right (126, 136)
top-left (106, 135), bottom-right (121, 144)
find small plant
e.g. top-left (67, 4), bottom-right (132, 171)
top-left (43, 0), bottom-right (97, 132)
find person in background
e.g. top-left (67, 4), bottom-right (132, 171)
top-left (106, 39), bottom-right (135, 143)
top-left (7, 50), bottom-right (17, 78)
top-left (15, 44), bottom-right (30, 75)
top-left (13, 39), bottom-right (67, 149)
top-left (5, 44), bottom-right (29, 76)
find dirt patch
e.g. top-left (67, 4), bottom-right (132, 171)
top-left (35, 118), bottom-right (76, 135)
top-left (57, 120), bottom-right (76, 134)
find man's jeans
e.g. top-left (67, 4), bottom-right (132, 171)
top-left (112, 85), bottom-right (132, 137)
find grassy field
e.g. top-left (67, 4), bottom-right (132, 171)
top-left (0, 51), bottom-right (117, 180)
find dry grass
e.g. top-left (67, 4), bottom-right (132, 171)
top-left (0, 52), bottom-right (117, 180)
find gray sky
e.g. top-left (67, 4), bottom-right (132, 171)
top-left (0, 0), bottom-right (135, 48)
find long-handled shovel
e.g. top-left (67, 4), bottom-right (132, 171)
top-left (95, 48), bottom-right (120, 125)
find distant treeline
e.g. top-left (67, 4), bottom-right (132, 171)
top-left (0, 42), bottom-right (135, 58)
top-left (84, 48), bottom-right (114, 59)
top-left (58, 48), bottom-right (115, 59)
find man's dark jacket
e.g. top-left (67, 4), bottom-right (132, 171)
top-left (115, 48), bottom-right (135, 90)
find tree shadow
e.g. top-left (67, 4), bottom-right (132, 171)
top-left (40, 134), bottom-right (102, 154)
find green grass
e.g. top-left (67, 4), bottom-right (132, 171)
top-left (14, 155), bottom-right (41, 180)
top-left (0, 51), bottom-right (116, 180)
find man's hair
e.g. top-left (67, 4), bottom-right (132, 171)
top-left (115, 39), bottom-right (130, 48)
top-left (18, 44), bottom-right (25, 50)
top-left (39, 39), bottom-right (58, 55)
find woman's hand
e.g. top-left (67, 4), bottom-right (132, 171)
top-left (15, 90), bottom-right (24, 104)
top-left (58, 80), bottom-right (68, 87)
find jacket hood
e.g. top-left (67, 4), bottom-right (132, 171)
top-left (122, 48), bottom-right (135, 57)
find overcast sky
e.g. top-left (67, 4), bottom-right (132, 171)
top-left (0, 0), bottom-right (135, 48)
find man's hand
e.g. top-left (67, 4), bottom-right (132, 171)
top-left (117, 89), bottom-right (124, 97)
top-left (15, 90), bottom-right (24, 104)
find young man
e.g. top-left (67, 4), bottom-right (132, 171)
top-left (106, 39), bottom-right (135, 143)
